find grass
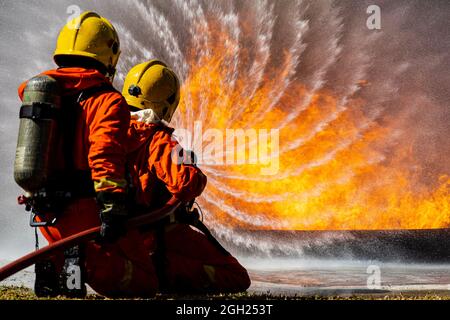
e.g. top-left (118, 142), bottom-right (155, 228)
top-left (2, 286), bottom-right (450, 300)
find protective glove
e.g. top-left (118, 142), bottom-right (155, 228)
top-left (96, 191), bottom-right (128, 243)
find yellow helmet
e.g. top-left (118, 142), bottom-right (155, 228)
top-left (122, 60), bottom-right (180, 122)
top-left (53, 11), bottom-right (120, 80)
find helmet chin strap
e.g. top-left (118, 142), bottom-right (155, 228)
top-left (106, 65), bottom-right (116, 82)
top-left (164, 109), bottom-right (174, 123)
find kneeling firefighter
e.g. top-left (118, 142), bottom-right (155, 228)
top-left (123, 60), bottom-right (251, 294)
top-left (14, 12), bottom-right (137, 297)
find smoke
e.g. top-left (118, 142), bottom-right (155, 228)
top-left (0, 0), bottom-right (449, 259)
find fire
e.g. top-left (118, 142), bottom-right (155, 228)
top-left (175, 23), bottom-right (450, 231)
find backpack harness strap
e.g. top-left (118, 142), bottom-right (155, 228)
top-left (25, 84), bottom-right (119, 227)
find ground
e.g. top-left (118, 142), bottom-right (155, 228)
top-left (2, 259), bottom-right (450, 300)
top-left (2, 286), bottom-right (450, 300)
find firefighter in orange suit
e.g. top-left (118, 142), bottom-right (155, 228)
top-left (17, 12), bottom-right (157, 298)
top-left (123, 60), bottom-right (251, 294)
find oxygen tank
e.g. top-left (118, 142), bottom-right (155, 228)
top-left (14, 75), bottom-right (61, 193)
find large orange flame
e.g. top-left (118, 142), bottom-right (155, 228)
top-left (176, 23), bottom-right (450, 231)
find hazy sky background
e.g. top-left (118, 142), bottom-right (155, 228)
top-left (0, 0), bottom-right (449, 260)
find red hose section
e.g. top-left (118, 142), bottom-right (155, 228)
top-left (0, 197), bottom-right (180, 282)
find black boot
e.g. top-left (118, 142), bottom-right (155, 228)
top-left (34, 259), bottom-right (60, 297)
top-left (59, 245), bottom-right (87, 298)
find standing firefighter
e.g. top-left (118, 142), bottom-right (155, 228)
top-left (124, 60), bottom-right (251, 294)
top-left (15, 12), bottom-right (133, 297)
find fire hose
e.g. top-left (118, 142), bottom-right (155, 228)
top-left (0, 196), bottom-right (181, 282)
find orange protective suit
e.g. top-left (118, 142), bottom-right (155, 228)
top-left (18, 68), bottom-right (129, 193)
top-left (126, 120), bottom-right (207, 208)
top-left (126, 118), bottom-right (251, 294)
top-left (18, 68), bottom-right (158, 297)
